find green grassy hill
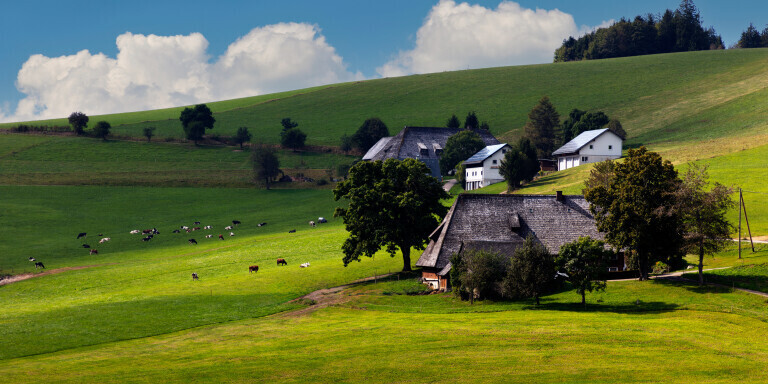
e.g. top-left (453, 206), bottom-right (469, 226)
top-left (3, 49), bottom-right (768, 150)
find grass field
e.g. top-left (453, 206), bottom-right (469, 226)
top-left (2, 49), bottom-right (768, 382)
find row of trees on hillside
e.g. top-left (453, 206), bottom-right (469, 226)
top-left (446, 111), bottom-right (490, 130)
top-left (737, 23), bottom-right (768, 48)
top-left (555, 0), bottom-right (722, 62)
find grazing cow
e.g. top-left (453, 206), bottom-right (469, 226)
top-left (142, 229), bottom-right (152, 234)
top-left (277, 258), bottom-right (287, 266)
top-left (99, 237), bottom-right (111, 244)
top-left (181, 226), bottom-right (189, 230)
top-left (172, 229), bottom-right (181, 233)
top-left (249, 265), bottom-right (259, 273)
top-left (309, 221), bottom-right (315, 227)
top-left (152, 228), bottom-right (160, 235)
top-left (192, 273), bottom-right (199, 281)
top-left (189, 239), bottom-right (198, 245)
top-left (232, 220), bottom-right (241, 226)
top-left (218, 234), bottom-right (224, 240)
top-left (77, 232), bottom-right (87, 239)
top-left (89, 249), bottom-right (98, 255)
top-left (34, 262), bottom-right (45, 269)
top-left (28, 257), bottom-right (35, 261)
top-left (130, 230), bottom-right (140, 234)
top-left (193, 227), bottom-right (201, 231)
top-left (205, 234), bottom-right (213, 238)
top-left (97, 233), bottom-right (103, 237)
top-left (229, 232), bottom-right (235, 237)
top-left (300, 262), bottom-right (310, 268)
top-left (225, 225), bottom-right (233, 230)
top-left (204, 225), bottom-right (212, 230)
top-left (194, 221), bottom-right (201, 225)
top-left (318, 217), bottom-right (327, 224)
top-left (82, 244), bottom-right (91, 248)
top-left (142, 236), bottom-right (152, 242)
top-left (288, 229), bottom-right (296, 233)
top-left (258, 222), bottom-right (267, 227)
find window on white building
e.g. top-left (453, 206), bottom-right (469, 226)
top-left (581, 156), bottom-right (589, 162)
top-left (492, 160), bottom-right (497, 164)
top-left (609, 145), bottom-right (612, 150)
top-left (589, 144), bottom-right (593, 149)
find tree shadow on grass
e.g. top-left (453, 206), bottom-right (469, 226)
top-left (524, 173), bottom-right (567, 189)
top-left (525, 297), bottom-right (679, 314)
top-left (652, 276), bottom-right (735, 295)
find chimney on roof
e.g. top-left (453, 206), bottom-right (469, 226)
top-left (556, 191), bottom-right (564, 202)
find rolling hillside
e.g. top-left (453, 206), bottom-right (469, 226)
top-left (2, 49), bottom-right (767, 151)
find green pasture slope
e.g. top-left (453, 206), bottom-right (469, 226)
top-left (3, 49), bottom-right (768, 149)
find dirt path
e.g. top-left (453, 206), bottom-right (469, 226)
top-left (280, 273), bottom-right (395, 317)
top-left (610, 267), bottom-right (768, 298)
top-left (443, 179), bottom-right (457, 192)
top-left (0, 264), bottom-right (112, 286)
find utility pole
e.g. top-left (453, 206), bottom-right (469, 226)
top-left (739, 188), bottom-right (742, 259)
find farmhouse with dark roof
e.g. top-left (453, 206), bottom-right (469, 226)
top-left (362, 126), bottom-right (500, 178)
top-left (552, 128), bottom-right (622, 171)
top-left (416, 192), bottom-right (622, 291)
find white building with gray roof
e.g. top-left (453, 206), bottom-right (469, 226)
top-left (463, 143), bottom-right (511, 191)
top-left (552, 128), bottom-right (623, 171)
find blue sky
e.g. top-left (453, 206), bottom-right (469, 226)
top-left (0, 0), bottom-right (763, 122)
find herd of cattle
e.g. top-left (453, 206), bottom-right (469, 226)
top-left (30, 217), bottom-right (327, 278)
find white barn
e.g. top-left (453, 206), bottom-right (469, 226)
top-left (552, 128), bottom-right (623, 171)
top-left (463, 143), bottom-right (511, 191)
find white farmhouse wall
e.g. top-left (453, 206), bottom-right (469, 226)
top-left (465, 147), bottom-right (508, 190)
top-left (557, 131), bottom-right (622, 171)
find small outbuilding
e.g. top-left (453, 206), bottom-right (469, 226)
top-left (463, 143), bottom-right (511, 191)
top-left (552, 128), bottom-right (622, 171)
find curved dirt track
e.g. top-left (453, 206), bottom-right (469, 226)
top-left (0, 265), bottom-right (111, 286)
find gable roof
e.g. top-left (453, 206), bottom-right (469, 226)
top-left (416, 193), bottom-right (604, 272)
top-left (362, 126), bottom-right (500, 162)
top-left (552, 128), bottom-right (619, 156)
top-left (463, 143), bottom-right (510, 167)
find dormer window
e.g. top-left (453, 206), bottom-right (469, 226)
top-left (417, 142), bottom-right (428, 157)
top-left (432, 143), bottom-right (443, 156)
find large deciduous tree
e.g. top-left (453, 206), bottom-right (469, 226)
top-left (672, 163), bottom-right (734, 286)
top-left (352, 117), bottom-right (389, 153)
top-left (281, 127), bottom-right (307, 152)
top-left (143, 127), bottom-right (156, 142)
top-left (68, 111), bottom-right (89, 135)
top-left (180, 104), bottom-right (215, 145)
top-left (451, 250), bottom-right (508, 304)
top-left (524, 96), bottom-right (559, 158)
top-left (333, 158), bottom-right (449, 272)
top-left (557, 237), bottom-right (612, 305)
top-left (584, 147), bottom-right (684, 280)
top-left (439, 130), bottom-right (485, 176)
top-left (251, 144), bottom-right (280, 189)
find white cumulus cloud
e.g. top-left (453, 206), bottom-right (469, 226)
top-left (377, 0), bottom-right (587, 77)
top-left (3, 24), bottom-right (361, 122)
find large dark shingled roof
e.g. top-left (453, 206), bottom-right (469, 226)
top-left (363, 126), bottom-right (500, 161)
top-left (416, 194), bottom-right (604, 271)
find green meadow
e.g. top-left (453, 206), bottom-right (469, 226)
top-left (2, 49), bottom-right (768, 382)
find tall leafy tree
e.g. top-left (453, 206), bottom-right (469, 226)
top-left (235, 127), bottom-right (252, 149)
top-left (557, 237), bottom-right (612, 305)
top-left (180, 104), bottom-right (215, 145)
top-left (143, 127), bottom-right (156, 142)
top-left (672, 164), bottom-right (735, 286)
top-left (352, 117), bottom-right (389, 152)
top-left (251, 144), bottom-right (280, 190)
top-left (68, 111), bottom-right (89, 135)
top-left (92, 121), bottom-right (111, 141)
top-left (281, 128), bottom-right (307, 152)
top-left (333, 158), bottom-right (449, 272)
top-left (464, 111), bottom-right (479, 129)
top-left (502, 235), bottom-right (556, 305)
top-left (280, 118), bottom-right (298, 132)
top-left (499, 138), bottom-right (539, 191)
top-left (584, 147), bottom-right (684, 280)
top-left (339, 133), bottom-right (353, 153)
top-left (446, 114), bottom-right (461, 129)
top-left (439, 130), bottom-right (485, 175)
top-left (523, 96), bottom-right (559, 158)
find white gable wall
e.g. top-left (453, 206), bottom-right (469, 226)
top-left (465, 146), bottom-right (508, 190)
top-left (557, 131), bottom-right (622, 170)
